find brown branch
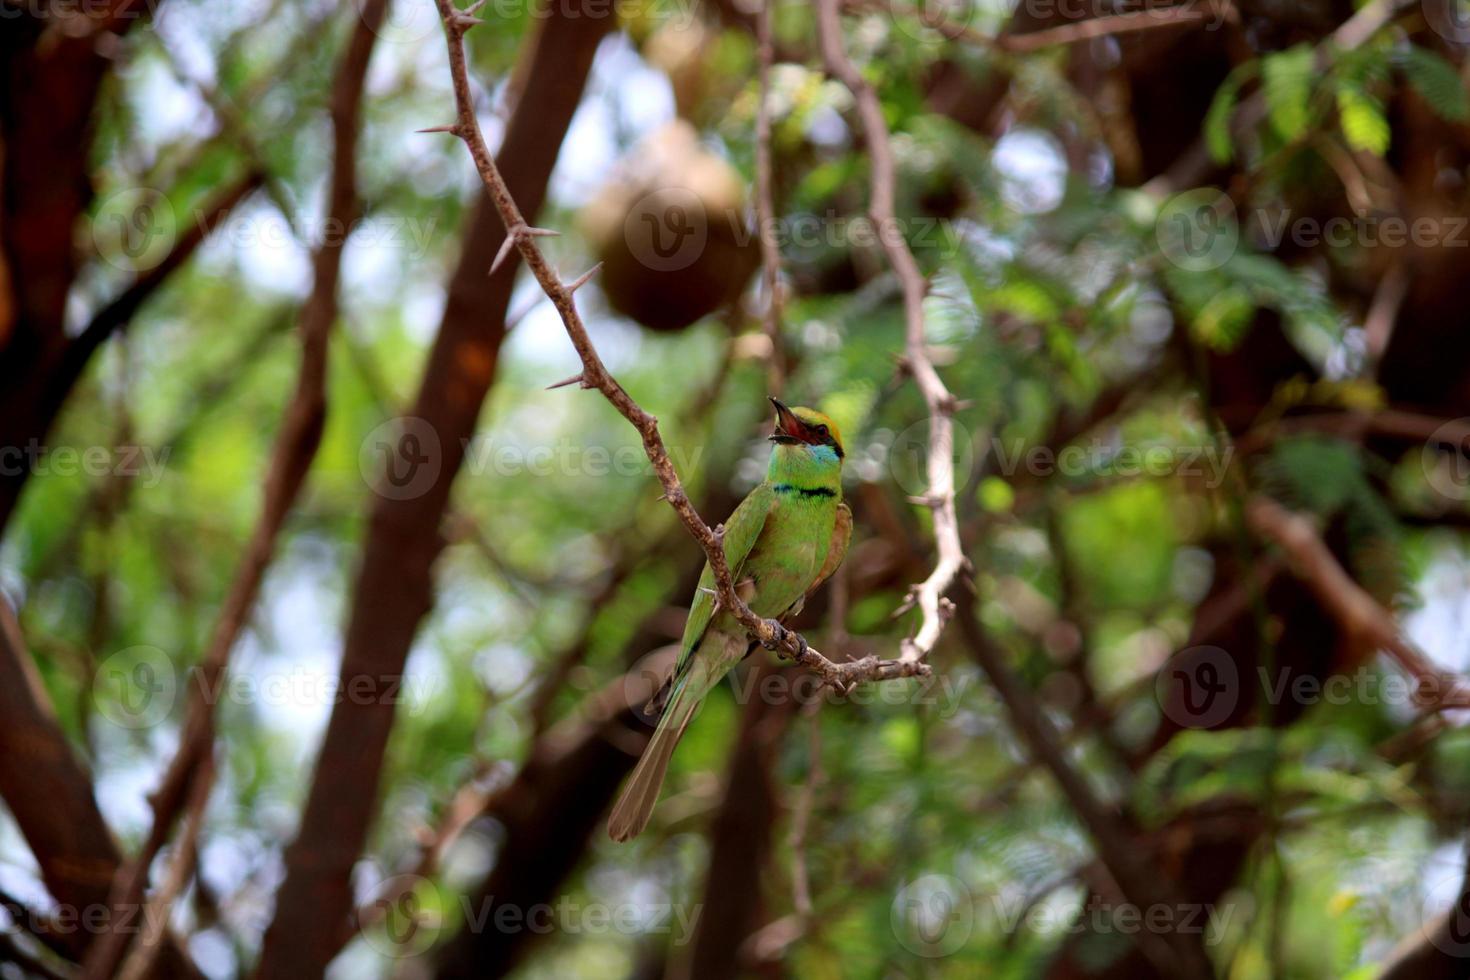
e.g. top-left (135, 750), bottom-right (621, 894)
top-left (430, 0), bottom-right (927, 689)
top-left (0, 595), bottom-right (200, 976)
top-left (0, 931), bottom-right (70, 980)
top-left (680, 663), bottom-right (799, 980)
top-left (755, 0), bottom-right (786, 394)
top-left (789, 708), bottom-right (821, 919)
top-left (1233, 408), bottom-right (1470, 458)
top-left (816, 0), bottom-right (965, 664)
top-left (1000, 2), bottom-right (1224, 52)
top-left (78, 4), bottom-right (389, 977)
top-left (61, 170), bottom-right (265, 396)
top-left (954, 587), bottom-right (1217, 979)
top-left (115, 756), bottom-right (216, 980)
top-left (435, 648), bottom-right (681, 977)
top-left (860, 0), bottom-right (1221, 52)
top-left (1245, 496), bottom-right (1470, 710)
top-left (255, 6), bottom-right (613, 976)
top-left (1377, 858), bottom-right (1470, 980)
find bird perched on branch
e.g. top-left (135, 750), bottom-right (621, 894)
top-left (608, 398), bottom-right (852, 841)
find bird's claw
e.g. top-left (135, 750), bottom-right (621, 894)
top-left (792, 632), bottom-right (809, 659)
top-left (761, 620), bottom-right (808, 660)
top-left (761, 620), bottom-right (788, 652)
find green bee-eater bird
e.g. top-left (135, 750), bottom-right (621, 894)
top-left (609, 398), bottom-right (851, 842)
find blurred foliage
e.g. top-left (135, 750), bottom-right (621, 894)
top-left (3, 0), bottom-right (1470, 978)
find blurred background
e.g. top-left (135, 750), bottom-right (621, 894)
top-left (4, 0), bottom-right (1470, 977)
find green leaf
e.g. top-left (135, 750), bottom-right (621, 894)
top-left (1194, 285), bottom-right (1255, 351)
top-left (1204, 62), bottom-right (1257, 164)
top-left (1401, 46), bottom-right (1469, 122)
top-left (1262, 45), bottom-right (1316, 140)
top-left (1336, 85), bottom-right (1390, 155)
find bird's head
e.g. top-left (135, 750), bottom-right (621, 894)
top-left (767, 397), bottom-right (844, 483)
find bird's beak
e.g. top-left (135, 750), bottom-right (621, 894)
top-left (769, 397), bottom-right (803, 444)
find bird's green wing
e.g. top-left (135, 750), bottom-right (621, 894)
top-left (674, 483), bottom-right (776, 675)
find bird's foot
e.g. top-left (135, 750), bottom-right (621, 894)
top-left (761, 620), bottom-right (808, 660)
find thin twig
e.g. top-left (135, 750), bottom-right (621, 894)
top-left (789, 707), bottom-right (821, 917)
top-left (816, 0), bottom-right (965, 664)
top-left (431, 0), bottom-right (927, 690)
top-left (1000, 2), bottom-right (1224, 52)
top-left (115, 756), bottom-right (216, 980)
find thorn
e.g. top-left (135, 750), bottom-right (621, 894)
top-left (450, 12), bottom-right (485, 31)
top-left (464, 0), bottom-right (486, 11)
top-left (546, 372), bottom-right (584, 390)
top-left (490, 225), bottom-right (560, 276)
top-left (699, 587), bottom-right (719, 598)
top-left (656, 492), bottom-right (669, 502)
top-left (416, 124), bottom-right (460, 135)
top-left (489, 233), bottom-right (520, 276)
top-left (564, 262), bottom-right (603, 293)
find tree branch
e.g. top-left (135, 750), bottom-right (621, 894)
top-left (59, 169), bottom-right (264, 401)
top-left (954, 587), bottom-right (1216, 979)
top-left (815, 0), bottom-right (965, 664)
top-left (0, 595), bottom-right (197, 976)
top-left (79, 3), bottom-right (390, 977)
top-left (255, 6), bottom-right (614, 975)
top-left (1245, 496), bottom-right (1470, 710)
top-left (755, 0), bottom-right (786, 393)
top-left (429, 0), bottom-right (928, 689)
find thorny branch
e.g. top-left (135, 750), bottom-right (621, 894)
top-left (815, 0), bottom-right (966, 664)
top-left (431, 0), bottom-right (928, 690)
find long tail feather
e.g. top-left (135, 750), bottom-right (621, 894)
top-left (608, 687), bottom-right (700, 841)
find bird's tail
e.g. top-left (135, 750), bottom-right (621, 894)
top-left (608, 674), bottom-right (701, 842)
